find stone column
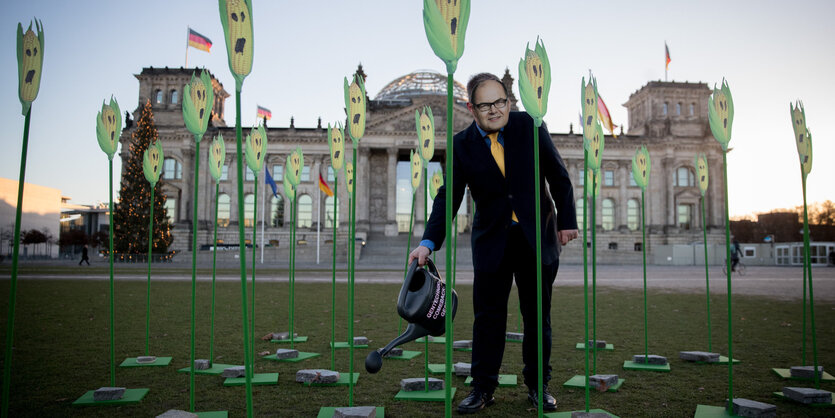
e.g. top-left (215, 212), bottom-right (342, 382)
top-left (618, 161), bottom-right (628, 229)
top-left (311, 158), bottom-right (321, 229)
top-left (357, 148), bottom-right (370, 232)
top-left (664, 156), bottom-right (675, 227)
top-left (182, 145), bottom-right (195, 224)
top-left (385, 147), bottom-right (399, 236)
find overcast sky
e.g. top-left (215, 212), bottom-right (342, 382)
top-left (1, 0), bottom-right (833, 217)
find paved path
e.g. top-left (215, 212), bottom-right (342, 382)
top-left (7, 264), bottom-right (835, 302)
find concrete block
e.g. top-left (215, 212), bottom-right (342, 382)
top-left (790, 365), bottom-right (824, 379)
top-left (272, 331), bottom-right (298, 340)
top-left (296, 369), bottom-right (340, 384)
top-left (632, 354), bottom-right (667, 365)
top-left (383, 348), bottom-right (403, 357)
top-left (589, 374), bottom-right (619, 391)
top-left (93, 387), bottom-right (125, 401)
top-left (156, 410), bottom-right (199, 418)
top-left (506, 332), bottom-right (524, 341)
top-left (136, 356), bottom-right (157, 364)
top-left (221, 366), bottom-right (246, 378)
top-left (275, 348), bottom-right (300, 359)
top-left (193, 359), bottom-right (210, 370)
top-left (588, 340), bottom-right (607, 348)
top-left (454, 362), bottom-right (471, 376)
top-left (782, 387), bottom-right (832, 404)
top-left (353, 336), bottom-right (369, 345)
top-left (679, 351), bottom-right (720, 363)
top-left (728, 398), bottom-right (776, 418)
top-left (453, 340), bottom-right (473, 349)
top-left (333, 406), bottom-right (376, 418)
top-left (400, 377), bottom-right (443, 391)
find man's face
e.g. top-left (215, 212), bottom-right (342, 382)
top-left (468, 80), bottom-right (509, 133)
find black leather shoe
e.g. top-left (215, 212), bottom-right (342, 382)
top-left (527, 387), bottom-right (557, 412)
top-left (457, 388), bottom-right (495, 414)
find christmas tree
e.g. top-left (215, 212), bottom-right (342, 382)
top-left (114, 100), bottom-right (172, 254)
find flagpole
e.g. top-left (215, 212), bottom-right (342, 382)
top-left (185, 26), bottom-right (189, 68)
top-left (316, 175), bottom-right (321, 265)
top-left (260, 177), bottom-right (266, 264)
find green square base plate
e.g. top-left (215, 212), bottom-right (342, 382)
top-left (575, 343), bottom-right (615, 351)
top-left (415, 336), bottom-right (446, 344)
top-left (464, 374), bottom-right (517, 387)
top-left (317, 406), bottom-right (384, 417)
top-left (263, 351), bottom-right (321, 362)
top-left (693, 404), bottom-right (734, 417)
top-left (271, 336), bottom-right (309, 343)
top-left (72, 388), bottom-right (149, 406)
top-left (772, 368), bottom-right (835, 381)
top-left (545, 408), bottom-right (619, 417)
top-left (195, 412), bottom-right (228, 418)
top-left (330, 341), bottom-right (369, 349)
top-left (223, 372), bottom-right (279, 386)
top-left (395, 387), bottom-right (457, 401)
top-left (623, 360), bottom-right (671, 372)
top-left (120, 356), bottom-right (173, 367)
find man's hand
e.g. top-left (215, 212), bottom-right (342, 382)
top-left (408, 245), bottom-right (431, 266)
top-left (558, 229), bottom-right (579, 245)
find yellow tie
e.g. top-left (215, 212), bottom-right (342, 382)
top-left (488, 132), bottom-right (519, 223)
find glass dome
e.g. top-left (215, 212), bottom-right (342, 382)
top-left (375, 70), bottom-right (468, 103)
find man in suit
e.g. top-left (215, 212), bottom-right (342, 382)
top-left (409, 73), bottom-right (578, 413)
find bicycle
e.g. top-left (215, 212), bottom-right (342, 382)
top-left (722, 259), bottom-right (746, 276)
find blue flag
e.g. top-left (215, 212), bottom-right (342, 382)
top-left (265, 166), bottom-right (278, 197)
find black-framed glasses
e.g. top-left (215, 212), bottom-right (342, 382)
top-left (474, 98), bottom-right (508, 113)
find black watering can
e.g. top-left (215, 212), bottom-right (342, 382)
top-left (365, 259), bottom-right (458, 373)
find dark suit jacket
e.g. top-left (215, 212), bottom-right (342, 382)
top-left (423, 111), bottom-right (577, 271)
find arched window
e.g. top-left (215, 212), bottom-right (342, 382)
top-left (217, 193), bottom-right (231, 227)
top-left (298, 195), bottom-right (312, 228)
top-left (163, 158), bottom-right (182, 180)
top-left (601, 198), bottom-right (615, 231)
top-left (170, 89), bottom-right (179, 104)
top-left (155, 89), bottom-right (164, 104)
top-left (244, 194), bottom-right (255, 227)
top-left (627, 199), bottom-right (640, 231)
top-left (576, 198), bottom-right (585, 229)
top-left (676, 167), bottom-right (694, 187)
top-left (270, 194), bottom-right (284, 227)
top-left (325, 196), bottom-right (338, 228)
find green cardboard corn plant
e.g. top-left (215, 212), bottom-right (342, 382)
top-left (183, 69), bottom-right (214, 413)
top-left (344, 73), bottom-right (366, 407)
top-left (327, 122), bottom-right (344, 370)
top-left (517, 37), bottom-right (550, 417)
top-left (423, 1), bottom-right (470, 413)
top-left (694, 153), bottom-right (714, 353)
top-left (207, 134), bottom-right (226, 368)
top-left (3, 19), bottom-right (44, 417)
top-left (578, 74), bottom-right (599, 412)
top-left (96, 97), bottom-right (122, 388)
top-left (707, 79), bottom-right (736, 410)
top-left (141, 140), bottom-right (163, 359)
top-left (789, 100), bottom-right (819, 389)
top-left (244, 123), bottom-right (267, 367)
top-left (285, 146), bottom-right (304, 349)
top-left (218, 0), bottom-right (255, 413)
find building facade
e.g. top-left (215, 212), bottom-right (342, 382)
top-left (119, 66), bottom-right (727, 263)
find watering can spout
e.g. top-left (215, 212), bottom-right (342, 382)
top-left (364, 259), bottom-right (457, 374)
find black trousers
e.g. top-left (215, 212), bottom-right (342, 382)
top-left (470, 223), bottom-right (558, 393)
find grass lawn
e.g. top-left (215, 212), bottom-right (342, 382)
top-left (0, 278), bottom-right (833, 417)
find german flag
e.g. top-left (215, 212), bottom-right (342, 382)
top-left (257, 105), bottom-right (272, 121)
top-left (665, 42), bottom-right (671, 71)
top-left (318, 173), bottom-right (334, 197)
top-left (188, 28), bottom-right (212, 53)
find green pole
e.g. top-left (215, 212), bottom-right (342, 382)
top-left (331, 181), bottom-right (338, 371)
top-left (591, 172), bottom-right (597, 375)
top-left (290, 198), bottom-right (297, 350)
top-left (233, 86), bottom-right (254, 418)
top-left (2, 108), bottom-right (32, 417)
top-left (641, 188), bottom-right (648, 363)
top-left (802, 239), bottom-right (807, 367)
top-left (210, 183), bottom-right (220, 363)
top-left (349, 145), bottom-right (358, 406)
top-left (423, 164), bottom-right (431, 388)
top-left (444, 74), bottom-right (454, 418)
top-left (145, 185), bottom-right (155, 356)
top-left (189, 136), bottom-right (201, 412)
top-left (722, 151), bottom-right (733, 411)
top-left (582, 151), bottom-right (590, 412)
top-left (108, 160), bottom-right (115, 387)
top-left (532, 124), bottom-right (544, 418)
top-left (250, 176), bottom-right (258, 367)
top-left (701, 197), bottom-right (712, 352)
top-left (801, 177), bottom-right (820, 389)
